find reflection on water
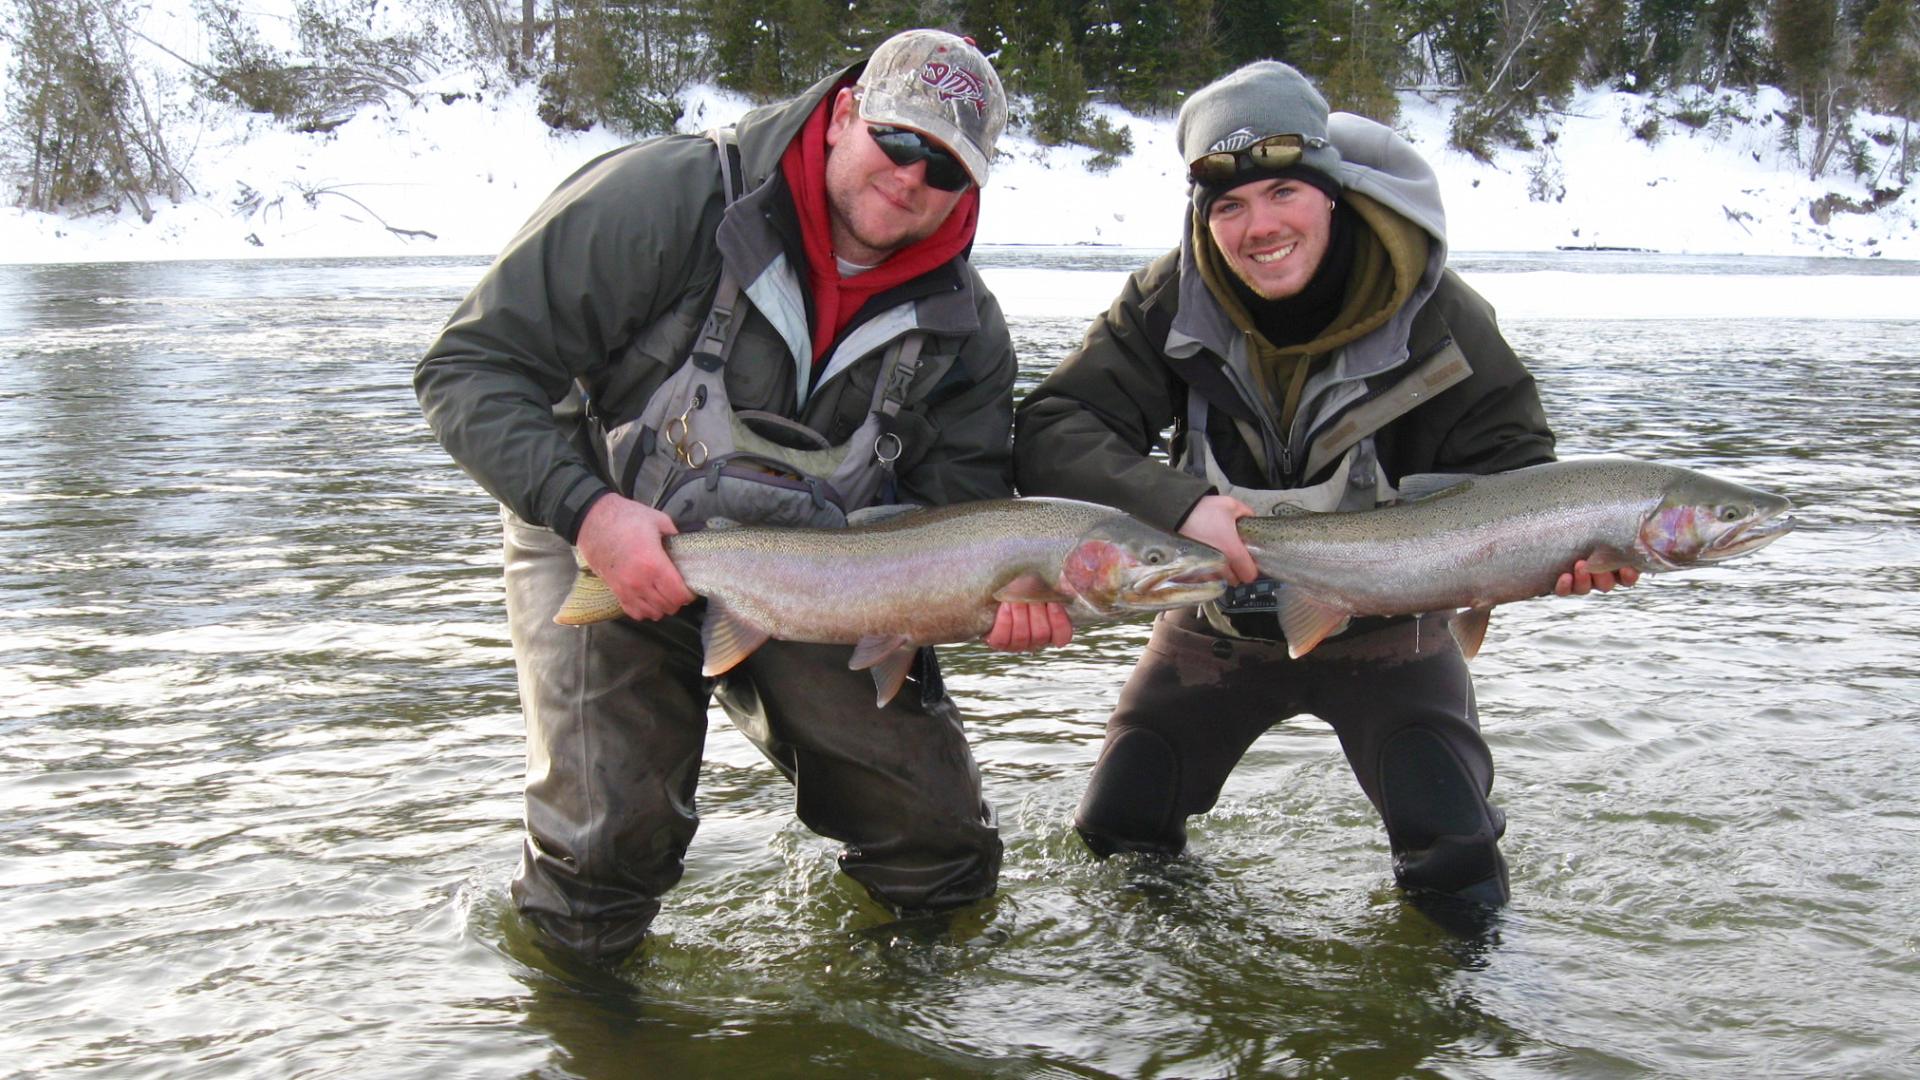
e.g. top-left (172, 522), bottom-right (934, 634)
top-left (2, 256), bottom-right (1918, 1078)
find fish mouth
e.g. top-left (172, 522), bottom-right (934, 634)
top-left (1120, 559), bottom-right (1230, 607)
top-left (1702, 508), bottom-right (1795, 562)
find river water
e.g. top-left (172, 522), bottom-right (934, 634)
top-left (2, 251), bottom-right (1916, 1078)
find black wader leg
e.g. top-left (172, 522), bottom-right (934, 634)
top-left (1312, 627), bottom-right (1510, 909)
top-left (1075, 612), bottom-right (1295, 857)
top-left (502, 512), bottom-right (711, 964)
top-left (714, 641), bottom-right (1002, 914)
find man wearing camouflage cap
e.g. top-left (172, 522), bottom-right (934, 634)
top-left (419, 29), bottom-right (1058, 965)
top-left (1016, 61), bottom-right (1634, 923)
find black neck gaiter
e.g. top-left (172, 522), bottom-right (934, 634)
top-left (1228, 200), bottom-right (1360, 348)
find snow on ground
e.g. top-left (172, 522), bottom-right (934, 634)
top-left (2, 68), bottom-right (1917, 321)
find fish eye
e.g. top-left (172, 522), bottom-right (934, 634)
top-left (1144, 548), bottom-right (1166, 565)
top-left (1718, 506), bottom-right (1744, 522)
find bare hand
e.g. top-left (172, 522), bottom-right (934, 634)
top-left (574, 494), bottom-right (696, 621)
top-left (1179, 494), bottom-right (1259, 585)
top-left (1553, 558), bottom-right (1642, 597)
top-left (984, 601), bottom-right (1074, 652)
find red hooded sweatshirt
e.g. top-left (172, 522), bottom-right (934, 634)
top-left (779, 88), bottom-right (981, 365)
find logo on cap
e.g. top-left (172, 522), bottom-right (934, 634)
top-left (921, 60), bottom-right (988, 118)
top-left (1207, 127), bottom-right (1259, 154)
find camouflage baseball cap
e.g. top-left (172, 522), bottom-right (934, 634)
top-left (854, 29), bottom-right (1007, 187)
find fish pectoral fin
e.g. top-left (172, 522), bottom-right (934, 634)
top-left (554, 568), bottom-right (625, 625)
top-left (863, 645), bottom-right (919, 709)
top-left (1449, 605), bottom-right (1494, 660)
top-left (701, 601), bottom-right (772, 676)
top-left (1580, 553), bottom-right (1629, 576)
top-left (1276, 586), bottom-right (1350, 659)
top-left (992, 573), bottom-right (1073, 604)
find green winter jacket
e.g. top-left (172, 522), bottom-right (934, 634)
top-left (416, 66), bottom-right (1017, 543)
top-left (1014, 112), bottom-right (1554, 534)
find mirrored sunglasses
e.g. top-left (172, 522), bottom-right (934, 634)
top-left (867, 125), bottom-right (973, 192)
top-left (1186, 133), bottom-right (1328, 184)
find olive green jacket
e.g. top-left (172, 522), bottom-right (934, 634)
top-left (417, 66), bottom-right (1016, 542)
top-left (1015, 113), bottom-right (1554, 534)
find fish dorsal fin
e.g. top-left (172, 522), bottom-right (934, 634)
top-left (849, 633), bottom-right (915, 671)
top-left (700, 600), bottom-right (771, 676)
top-left (554, 568), bottom-right (624, 625)
top-left (1277, 585), bottom-right (1350, 659)
top-left (853, 639), bottom-right (919, 708)
top-left (846, 503), bottom-right (927, 527)
top-left (1395, 473), bottom-right (1475, 503)
top-left (992, 572), bottom-right (1073, 604)
top-left (1449, 605), bottom-right (1493, 660)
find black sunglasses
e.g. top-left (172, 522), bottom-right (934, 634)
top-left (866, 124), bottom-right (973, 193)
top-left (1187, 133), bottom-right (1329, 184)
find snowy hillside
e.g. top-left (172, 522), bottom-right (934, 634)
top-left (3, 65), bottom-right (1917, 264)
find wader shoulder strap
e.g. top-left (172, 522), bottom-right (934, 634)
top-left (1182, 389), bottom-right (1210, 480)
top-left (1182, 389), bottom-right (1270, 484)
top-left (689, 128), bottom-right (749, 374)
top-left (860, 331), bottom-right (927, 489)
top-left (1303, 339), bottom-right (1471, 479)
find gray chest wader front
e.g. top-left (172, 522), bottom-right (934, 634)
top-left (1184, 340), bottom-right (1471, 637)
top-left (595, 131), bottom-right (927, 531)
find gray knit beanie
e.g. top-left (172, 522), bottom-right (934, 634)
top-left (1177, 61), bottom-right (1343, 215)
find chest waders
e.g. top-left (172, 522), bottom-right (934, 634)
top-left (596, 130), bottom-right (928, 531)
top-left (1185, 339), bottom-right (1471, 635)
top-left (504, 129), bottom-right (1002, 963)
top-left (1079, 335), bottom-right (1509, 910)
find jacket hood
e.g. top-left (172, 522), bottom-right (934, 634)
top-left (1170, 112), bottom-right (1450, 386)
top-left (731, 64), bottom-right (864, 189)
top-left (1327, 112), bottom-right (1446, 260)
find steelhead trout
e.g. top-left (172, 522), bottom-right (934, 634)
top-left (1237, 458), bottom-right (1795, 659)
top-left (557, 498), bottom-right (1231, 706)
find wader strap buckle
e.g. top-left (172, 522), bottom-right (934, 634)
top-left (875, 333), bottom-right (927, 418)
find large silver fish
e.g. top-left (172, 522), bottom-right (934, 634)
top-left (1237, 458), bottom-right (1795, 659)
top-left (557, 498), bottom-right (1231, 705)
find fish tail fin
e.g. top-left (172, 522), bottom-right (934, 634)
top-left (1449, 605), bottom-right (1494, 660)
top-left (554, 568), bottom-right (626, 625)
top-left (701, 600), bottom-right (771, 677)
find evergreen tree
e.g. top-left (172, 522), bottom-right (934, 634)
top-left (1079, 0), bottom-right (1223, 111)
top-left (1769, 0), bottom-right (1855, 176)
top-left (1292, 0), bottom-right (1407, 122)
top-left (1025, 15), bottom-right (1092, 144)
top-left (543, 0), bottom-right (703, 133)
top-left (1215, 0), bottom-right (1309, 70)
top-left (1694, 0), bottom-right (1769, 87)
top-left (1854, 0), bottom-right (1919, 180)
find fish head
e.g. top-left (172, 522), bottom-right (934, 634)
top-left (1059, 515), bottom-right (1230, 615)
top-left (1639, 471), bottom-right (1795, 569)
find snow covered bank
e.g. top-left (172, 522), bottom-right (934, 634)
top-left (2, 74), bottom-right (1918, 267)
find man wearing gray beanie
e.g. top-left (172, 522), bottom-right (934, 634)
top-left (1015, 61), bottom-right (1635, 923)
